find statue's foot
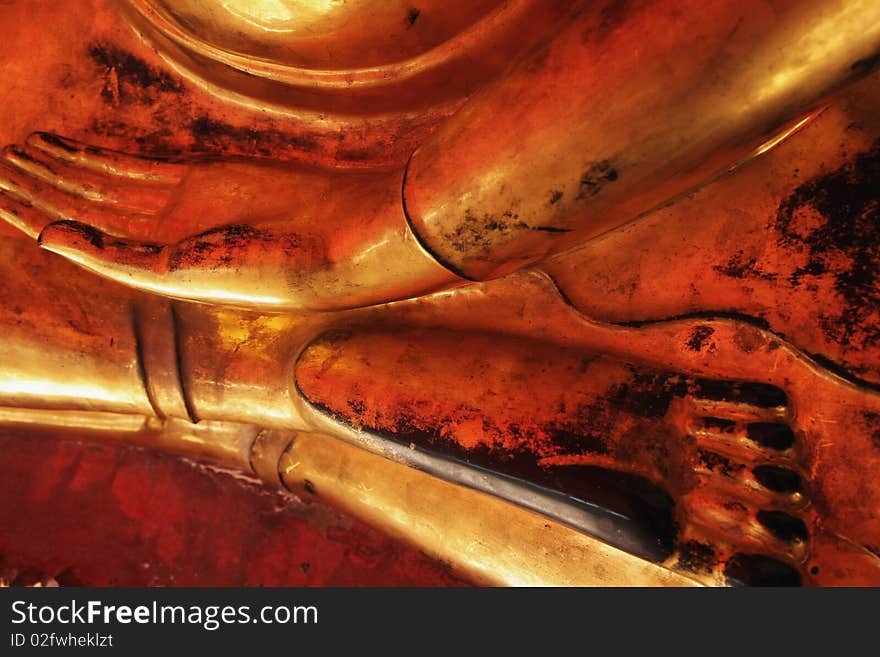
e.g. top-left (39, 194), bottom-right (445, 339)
top-left (293, 315), bottom-right (880, 585)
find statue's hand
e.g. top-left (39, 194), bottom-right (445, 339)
top-left (0, 133), bottom-right (455, 311)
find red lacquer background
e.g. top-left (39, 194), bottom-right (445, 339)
top-left (0, 433), bottom-right (468, 586)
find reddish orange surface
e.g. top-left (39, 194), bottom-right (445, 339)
top-left (0, 432), bottom-right (468, 587)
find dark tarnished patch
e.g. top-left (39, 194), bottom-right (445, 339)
top-left (576, 160), bottom-right (619, 200)
top-left (774, 140), bottom-right (880, 353)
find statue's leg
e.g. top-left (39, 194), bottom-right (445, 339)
top-left (403, 0), bottom-right (880, 278)
top-left (543, 68), bottom-right (880, 388)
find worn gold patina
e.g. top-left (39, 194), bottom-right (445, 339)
top-left (1, 0), bottom-right (879, 586)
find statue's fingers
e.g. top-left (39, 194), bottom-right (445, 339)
top-left (0, 157), bottom-right (158, 238)
top-left (2, 144), bottom-right (177, 215)
top-left (0, 189), bottom-right (53, 238)
top-left (26, 132), bottom-right (186, 185)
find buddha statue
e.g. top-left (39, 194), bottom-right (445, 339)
top-left (0, 0), bottom-right (879, 586)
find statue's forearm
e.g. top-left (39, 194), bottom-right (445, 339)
top-left (8, 2), bottom-right (880, 315)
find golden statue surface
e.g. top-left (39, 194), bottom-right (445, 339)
top-left (1, 0), bottom-right (880, 586)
